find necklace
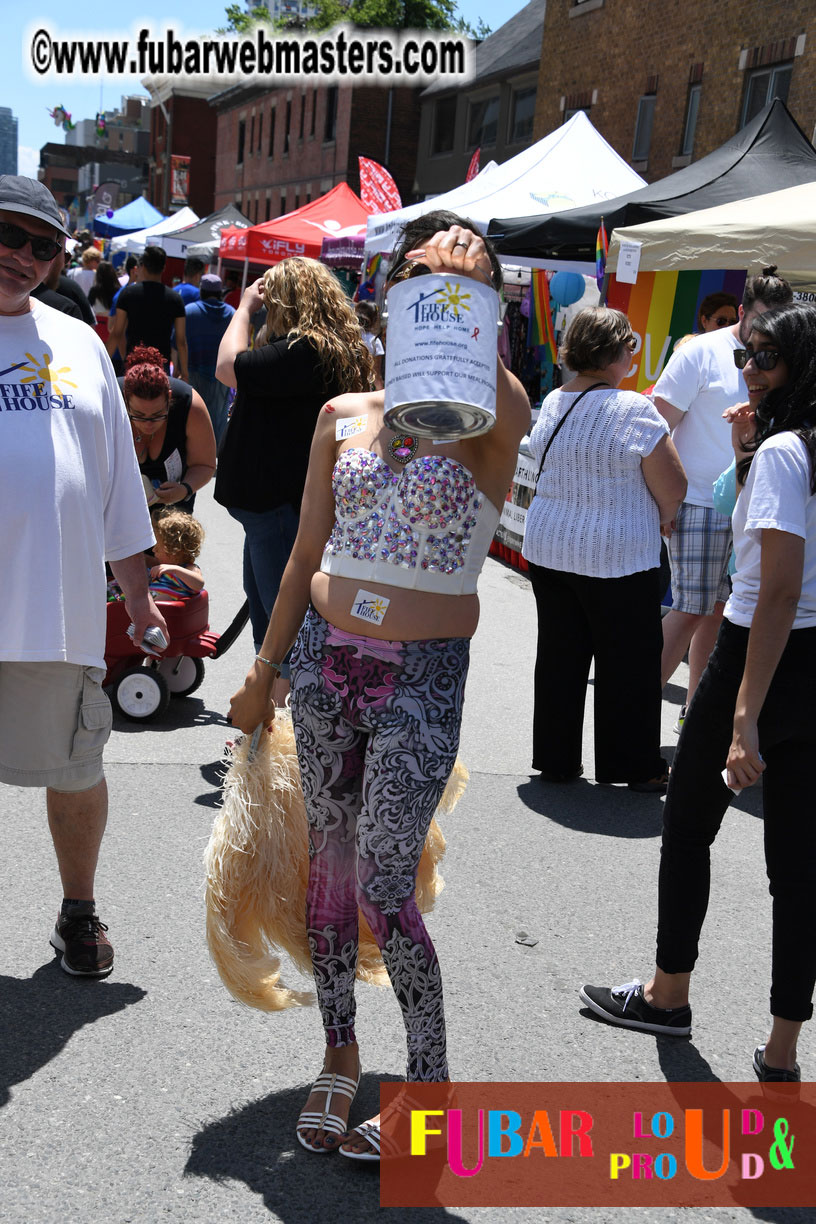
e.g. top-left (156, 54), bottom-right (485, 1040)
top-left (388, 435), bottom-right (418, 464)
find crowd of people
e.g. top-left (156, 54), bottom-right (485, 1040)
top-left (1, 172), bottom-right (814, 1176)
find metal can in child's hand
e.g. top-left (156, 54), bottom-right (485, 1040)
top-left (126, 623), bottom-right (168, 656)
top-left (384, 273), bottom-right (499, 441)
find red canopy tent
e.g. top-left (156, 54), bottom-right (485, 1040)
top-left (218, 183), bottom-right (375, 270)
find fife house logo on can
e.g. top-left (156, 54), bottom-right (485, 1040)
top-left (404, 281), bottom-right (473, 325)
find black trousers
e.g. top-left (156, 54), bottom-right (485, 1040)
top-left (528, 562), bottom-right (665, 784)
top-left (657, 619), bottom-right (816, 1022)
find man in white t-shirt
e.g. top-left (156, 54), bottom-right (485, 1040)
top-left (0, 176), bottom-right (168, 979)
top-left (653, 269), bottom-right (793, 725)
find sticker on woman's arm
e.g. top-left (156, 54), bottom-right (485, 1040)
top-left (350, 589), bottom-right (390, 625)
top-left (336, 415), bottom-right (367, 440)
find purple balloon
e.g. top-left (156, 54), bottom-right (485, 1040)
top-left (106, 209), bottom-right (114, 218)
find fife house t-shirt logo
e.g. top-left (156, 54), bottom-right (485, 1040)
top-left (0, 353), bottom-right (78, 409)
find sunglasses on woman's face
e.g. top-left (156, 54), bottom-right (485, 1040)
top-left (711, 315), bottom-right (736, 327)
top-left (127, 408), bottom-right (170, 422)
top-left (734, 348), bottom-right (781, 371)
top-left (0, 220), bottom-right (63, 262)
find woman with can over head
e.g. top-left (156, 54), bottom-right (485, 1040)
top-left (229, 211), bottom-right (530, 1161)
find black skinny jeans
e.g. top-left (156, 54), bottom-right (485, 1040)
top-left (657, 618), bottom-right (816, 1022)
top-left (528, 562), bottom-right (665, 784)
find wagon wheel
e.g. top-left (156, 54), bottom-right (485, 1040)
top-left (157, 655), bottom-right (205, 698)
top-left (114, 666), bottom-right (170, 722)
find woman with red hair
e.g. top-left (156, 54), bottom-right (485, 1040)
top-left (120, 346), bottom-right (216, 513)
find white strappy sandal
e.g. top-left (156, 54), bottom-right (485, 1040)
top-left (339, 1118), bottom-right (382, 1162)
top-left (295, 1066), bottom-right (361, 1153)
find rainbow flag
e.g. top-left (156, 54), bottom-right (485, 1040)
top-left (595, 218), bottom-right (608, 291)
top-left (607, 268), bottom-right (747, 392)
top-left (527, 270), bottom-right (558, 362)
top-left (355, 251), bottom-right (382, 302)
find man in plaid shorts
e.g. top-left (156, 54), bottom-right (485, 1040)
top-left (653, 268), bottom-right (793, 728)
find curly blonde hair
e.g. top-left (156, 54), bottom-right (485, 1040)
top-left (152, 508), bottom-right (205, 566)
top-left (262, 257), bottom-right (373, 392)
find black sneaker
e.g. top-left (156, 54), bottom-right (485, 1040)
top-left (580, 979), bottom-right (692, 1036)
top-left (753, 1045), bottom-right (800, 1083)
top-left (50, 911), bottom-right (114, 978)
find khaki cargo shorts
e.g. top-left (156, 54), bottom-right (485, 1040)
top-left (0, 662), bottom-right (112, 791)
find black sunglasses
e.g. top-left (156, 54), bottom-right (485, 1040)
top-left (0, 220), bottom-right (63, 262)
top-left (734, 348), bottom-right (781, 372)
top-left (711, 315), bottom-right (736, 327)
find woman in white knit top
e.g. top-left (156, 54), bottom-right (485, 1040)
top-left (522, 307), bottom-right (686, 791)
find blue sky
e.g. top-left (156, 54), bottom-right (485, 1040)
top-left (12, 2), bottom-right (529, 177)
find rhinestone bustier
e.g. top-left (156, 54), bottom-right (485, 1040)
top-left (320, 449), bottom-right (500, 595)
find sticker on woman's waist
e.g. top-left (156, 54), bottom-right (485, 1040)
top-left (350, 588), bottom-right (390, 625)
top-left (164, 449), bottom-right (183, 482)
top-left (336, 415), bottom-right (367, 440)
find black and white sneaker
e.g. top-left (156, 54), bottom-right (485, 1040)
top-left (580, 979), bottom-right (692, 1036)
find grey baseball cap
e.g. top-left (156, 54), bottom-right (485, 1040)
top-left (200, 273), bottom-right (224, 298)
top-left (0, 175), bottom-right (71, 238)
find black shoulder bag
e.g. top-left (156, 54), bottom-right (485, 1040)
top-left (535, 381), bottom-right (610, 483)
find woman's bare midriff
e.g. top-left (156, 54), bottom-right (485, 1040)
top-left (310, 571), bottom-right (480, 641)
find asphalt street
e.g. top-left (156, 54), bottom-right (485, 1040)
top-left (0, 481), bottom-right (807, 1224)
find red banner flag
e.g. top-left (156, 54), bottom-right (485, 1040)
top-left (358, 157), bottom-right (402, 213)
top-left (466, 147), bottom-right (481, 182)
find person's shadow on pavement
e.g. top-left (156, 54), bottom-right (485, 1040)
top-left (185, 1076), bottom-right (469, 1221)
top-left (0, 964), bottom-right (146, 1108)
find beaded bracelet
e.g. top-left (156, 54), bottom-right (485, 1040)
top-left (255, 655), bottom-right (282, 674)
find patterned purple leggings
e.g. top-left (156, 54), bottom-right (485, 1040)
top-left (289, 605), bottom-right (469, 1082)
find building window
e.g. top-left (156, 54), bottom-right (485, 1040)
top-left (632, 95), bottom-right (656, 161)
top-left (280, 191), bottom-right (287, 215)
top-left (564, 106), bottom-right (590, 121)
top-left (284, 100), bottom-right (291, 155)
top-left (265, 196), bottom-right (271, 221)
top-left (325, 86), bottom-right (338, 142)
top-left (269, 107), bottom-right (276, 157)
top-left (680, 82), bottom-right (701, 156)
top-left (237, 118), bottom-right (246, 164)
top-left (741, 62), bottom-right (792, 127)
top-left (431, 96), bottom-right (456, 155)
top-left (299, 93), bottom-right (305, 140)
top-left (257, 113), bottom-right (263, 153)
top-left (468, 96), bottom-right (499, 148)
top-left (249, 114), bottom-right (255, 153)
top-left (311, 89), bottom-right (317, 137)
top-left (509, 87), bottom-right (536, 144)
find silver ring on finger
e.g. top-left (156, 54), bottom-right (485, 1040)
top-left (453, 241), bottom-right (469, 250)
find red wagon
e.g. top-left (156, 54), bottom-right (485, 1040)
top-left (104, 593), bottom-right (248, 722)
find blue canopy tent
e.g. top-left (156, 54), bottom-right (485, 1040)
top-left (93, 197), bottom-right (165, 238)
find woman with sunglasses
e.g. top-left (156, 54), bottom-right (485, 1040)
top-left (228, 212), bottom-right (530, 1161)
top-left (120, 346), bottom-right (216, 514)
top-left (581, 302), bottom-right (816, 1083)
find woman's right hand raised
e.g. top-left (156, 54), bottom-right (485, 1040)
top-left (239, 277), bottom-right (266, 314)
top-left (229, 661), bottom-right (276, 733)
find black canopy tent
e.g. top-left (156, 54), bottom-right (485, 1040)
top-left (490, 101), bottom-right (816, 265)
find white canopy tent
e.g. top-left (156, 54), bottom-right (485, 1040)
top-left (364, 111), bottom-right (646, 271)
top-left (607, 181), bottom-right (816, 291)
top-left (109, 207), bottom-right (199, 256)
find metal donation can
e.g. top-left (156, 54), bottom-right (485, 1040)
top-left (383, 273), bottom-right (499, 441)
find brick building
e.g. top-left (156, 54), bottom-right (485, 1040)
top-left (210, 83), bottom-right (421, 223)
top-left (144, 79), bottom-right (219, 217)
top-left (534, 0), bottom-right (816, 181)
top-left (417, 0), bottom-right (545, 198)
